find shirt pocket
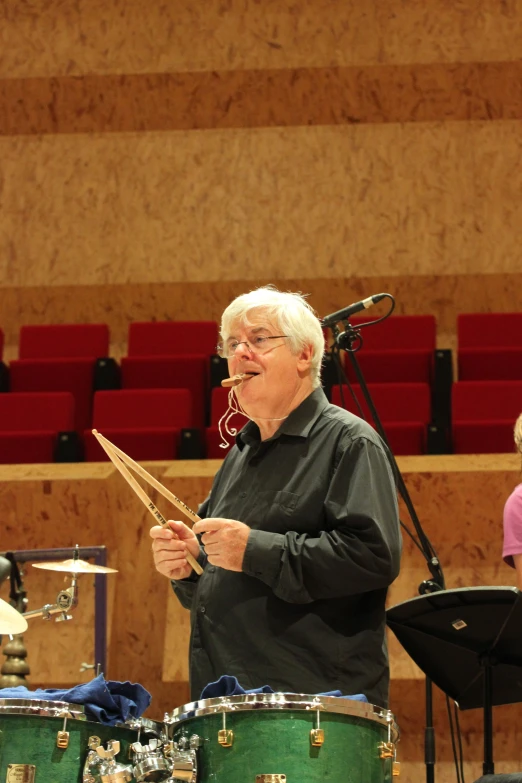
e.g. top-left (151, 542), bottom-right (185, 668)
top-left (254, 489), bottom-right (301, 532)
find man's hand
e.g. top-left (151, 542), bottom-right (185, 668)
top-left (150, 520), bottom-right (201, 581)
top-left (192, 518), bottom-right (250, 572)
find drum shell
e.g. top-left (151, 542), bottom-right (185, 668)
top-left (0, 711), bottom-right (138, 782)
top-left (169, 697), bottom-right (397, 783)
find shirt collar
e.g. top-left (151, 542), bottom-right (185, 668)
top-left (237, 387), bottom-right (329, 449)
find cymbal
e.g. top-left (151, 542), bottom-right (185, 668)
top-left (0, 597), bottom-right (28, 635)
top-left (32, 559), bottom-right (118, 575)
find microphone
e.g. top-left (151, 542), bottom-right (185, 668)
top-left (321, 293), bottom-right (388, 328)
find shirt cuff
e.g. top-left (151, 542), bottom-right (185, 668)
top-left (242, 528), bottom-right (285, 586)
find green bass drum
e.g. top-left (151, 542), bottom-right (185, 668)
top-left (165, 692), bottom-right (400, 783)
top-left (0, 698), bottom-right (166, 783)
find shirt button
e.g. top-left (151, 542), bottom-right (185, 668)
top-left (240, 492), bottom-right (247, 498)
top-left (199, 605), bottom-right (206, 614)
top-left (208, 567), bottom-right (216, 573)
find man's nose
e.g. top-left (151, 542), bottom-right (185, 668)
top-left (234, 341), bottom-right (254, 358)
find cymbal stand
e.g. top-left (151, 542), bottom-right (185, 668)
top-left (1, 546), bottom-right (109, 675)
top-left (23, 575), bottom-right (79, 623)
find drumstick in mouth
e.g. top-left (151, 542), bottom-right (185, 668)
top-left (221, 372), bottom-right (257, 388)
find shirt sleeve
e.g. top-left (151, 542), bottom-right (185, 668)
top-left (242, 436), bottom-right (401, 604)
top-left (503, 487), bottom-right (522, 567)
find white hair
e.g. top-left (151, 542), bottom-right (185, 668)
top-left (220, 286), bottom-right (325, 388)
top-left (515, 412), bottom-right (522, 455)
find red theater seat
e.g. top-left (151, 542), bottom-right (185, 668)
top-left (452, 381), bottom-right (522, 453)
top-left (331, 382), bottom-right (431, 455)
top-left (10, 358), bottom-right (96, 431)
top-left (84, 388), bottom-right (193, 461)
top-left (128, 322), bottom-right (219, 358)
top-left (0, 392), bottom-right (75, 464)
top-left (121, 356), bottom-right (207, 427)
top-left (19, 324), bottom-right (109, 359)
top-left (206, 387), bottom-right (249, 458)
top-left (342, 315), bottom-right (436, 383)
top-left (458, 313), bottom-right (522, 381)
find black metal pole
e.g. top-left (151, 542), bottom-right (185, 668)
top-left (425, 677), bottom-right (436, 783)
top-left (483, 663), bottom-right (494, 776)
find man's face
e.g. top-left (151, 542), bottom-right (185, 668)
top-left (226, 314), bottom-right (312, 417)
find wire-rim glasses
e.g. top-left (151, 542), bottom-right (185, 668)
top-left (217, 335), bottom-right (288, 359)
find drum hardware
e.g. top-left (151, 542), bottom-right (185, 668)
top-left (167, 692), bottom-right (401, 782)
top-left (309, 707), bottom-right (324, 747)
top-left (131, 738), bottom-right (172, 782)
top-left (21, 574), bottom-right (79, 624)
top-left (86, 739), bottom-right (133, 783)
top-left (255, 776), bottom-right (286, 783)
top-left (56, 716), bottom-right (70, 749)
top-left (6, 763), bottom-right (36, 783)
top-left (217, 723), bottom-right (234, 746)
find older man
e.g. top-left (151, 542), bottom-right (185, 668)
top-left (151, 287), bottom-right (401, 707)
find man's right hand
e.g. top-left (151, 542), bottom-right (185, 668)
top-left (150, 520), bottom-right (201, 581)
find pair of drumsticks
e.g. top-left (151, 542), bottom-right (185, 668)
top-left (92, 430), bottom-right (204, 575)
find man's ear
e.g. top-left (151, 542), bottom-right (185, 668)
top-left (297, 344), bottom-right (314, 373)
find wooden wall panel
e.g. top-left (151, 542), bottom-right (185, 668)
top-left (1, 122), bottom-right (521, 294)
top-left (1, 0), bottom-right (522, 79)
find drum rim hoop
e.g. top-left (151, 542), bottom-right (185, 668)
top-left (0, 697), bottom-right (86, 719)
top-left (165, 693), bottom-right (397, 738)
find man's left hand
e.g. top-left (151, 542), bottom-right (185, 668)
top-left (192, 518), bottom-right (250, 572)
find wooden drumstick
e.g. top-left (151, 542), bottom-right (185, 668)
top-left (94, 430), bottom-right (200, 523)
top-left (92, 430), bottom-right (203, 575)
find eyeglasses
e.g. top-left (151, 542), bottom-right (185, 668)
top-left (217, 335), bottom-right (288, 359)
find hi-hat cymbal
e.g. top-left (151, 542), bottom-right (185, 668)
top-left (32, 559), bottom-right (118, 575)
top-left (0, 597), bottom-right (28, 635)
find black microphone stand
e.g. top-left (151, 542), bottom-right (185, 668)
top-left (333, 320), bottom-right (445, 783)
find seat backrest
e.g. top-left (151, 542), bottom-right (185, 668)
top-left (92, 389), bottom-right (193, 429)
top-left (347, 315), bottom-right (436, 351)
top-left (458, 313), bottom-right (522, 348)
top-left (19, 324), bottom-right (109, 359)
top-left (128, 322), bottom-right (219, 357)
top-left (0, 392), bottom-right (75, 431)
top-left (452, 381), bottom-right (522, 421)
top-left (331, 383), bottom-right (431, 423)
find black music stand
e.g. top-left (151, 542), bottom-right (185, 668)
top-left (387, 587), bottom-right (522, 777)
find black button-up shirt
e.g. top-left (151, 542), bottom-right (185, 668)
top-left (172, 388), bottom-right (401, 707)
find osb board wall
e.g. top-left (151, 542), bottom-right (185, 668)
top-left (1, 123), bottom-right (522, 288)
top-left (0, 455), bottom-right (521, 782)
top-left (2, 0), bottom-right (522, 78)
top-left (1, 1), bottom-right (522, 361)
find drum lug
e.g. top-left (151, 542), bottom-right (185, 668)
top-left (310, 728), bottom-right (324, 747)
top-left (379, 741), bottom-right (395, 759)
top-left (218, 710), bottom-right (234, 746)
top-left (310, 707), bottom-right (324, 746)
top-left (57, 715), bottom-right (69, 748)
top-left (56, 730), bottom-right (70, 749)
top-left (393, 760), bottom-right (401, 776)
top-left (256, 776), bottom-right (287, 782)
top-left (218, 728), bottom-right (234, 747)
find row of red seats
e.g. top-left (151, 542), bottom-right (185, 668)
top-left (1, 381), bottom-right (521, 464)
